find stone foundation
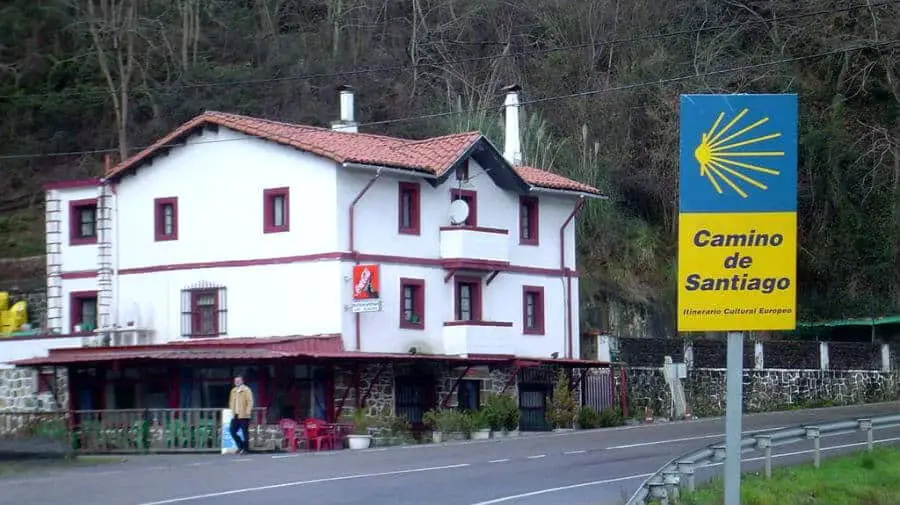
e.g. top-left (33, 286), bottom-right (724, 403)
top-left (627, 367), bottom-right (900, 419)
top-left (0, 368), bottom-right (68, 412)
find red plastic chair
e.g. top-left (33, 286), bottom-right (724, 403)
top-left (278, 419), bottom-right (299, 452)
top-left (301, 418), bottom-right (336, 451)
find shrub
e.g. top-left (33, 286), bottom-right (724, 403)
top-left (576, 406), bottom-right (601, 429)
top-left (546, 369), bottom-right (577, 429)
top-left (483, 393), bottom-right (519, 431)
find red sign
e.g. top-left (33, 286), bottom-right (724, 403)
top-left (352, 264), bottom-right (380, 300)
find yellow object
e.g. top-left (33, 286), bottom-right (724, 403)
top-left (0, 292), bottom-right (8, 312)
top-left (677, 211), bottom-right (796, 332)
top-left (0, 299), bottom-right (27, 336)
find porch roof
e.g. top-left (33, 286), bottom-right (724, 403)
top-left (10, 335), bottom-right (614, 368)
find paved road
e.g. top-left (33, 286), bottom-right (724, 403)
top-left (4, 402), bottom-right (899, 505)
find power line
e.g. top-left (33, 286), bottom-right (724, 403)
top-left (1, 0), bottom-right (896, 101)
top-left (1, 40), bottom-right (894, 163)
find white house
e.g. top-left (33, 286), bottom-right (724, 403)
top-left (5, 85), bottom-right (609, 429)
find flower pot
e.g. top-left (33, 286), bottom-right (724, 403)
top-left (347, 434), bottom-right (372, 450)
top-left (471, 428), bottom-right (491, 440)
top-left (432, 431), bottom-right (443, 444)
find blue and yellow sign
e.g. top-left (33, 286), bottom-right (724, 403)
top-left (678, 94), bottom-right (798, 332)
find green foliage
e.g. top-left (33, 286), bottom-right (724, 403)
top-left (575, 405), bottom-right (601, 429)
top-left (546, 370), bottom-right (577, 429)
top-left (483, 393), bottom-right (519, 432)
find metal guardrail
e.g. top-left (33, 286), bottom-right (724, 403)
top-left (625, 413), bottom-right (900, 505)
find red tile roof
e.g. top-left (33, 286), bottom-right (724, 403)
top-left (105, 111), bottom-right (600, 194)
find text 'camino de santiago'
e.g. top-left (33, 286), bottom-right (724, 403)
top-left (683, 228), bottom-right (790, 295)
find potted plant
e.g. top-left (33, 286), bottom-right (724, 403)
top-left (346, 409), bottom-right (373, 450)
top-left (423, 409), bottom-right (445, 443)
top-left (469, 409), bottom-right (491, 440)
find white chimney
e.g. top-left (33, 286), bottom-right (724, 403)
top-left (331, 85), bottom-right (358, 133)
top-left (502, 84), bottom-right (523, 165)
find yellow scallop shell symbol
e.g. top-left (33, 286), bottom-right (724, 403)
top-left (694, 108), bottom-right (785, 198)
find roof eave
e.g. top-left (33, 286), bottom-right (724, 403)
top-left (529, 186), bottom-right (608, 200)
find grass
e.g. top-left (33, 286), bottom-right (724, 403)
top-left (673, 447), bottom-right (900, 505)
top-left (0, 455), bottom-right (125, 478)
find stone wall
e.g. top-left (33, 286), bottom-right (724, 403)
top-left (0, 368), bottom-right (67, 412)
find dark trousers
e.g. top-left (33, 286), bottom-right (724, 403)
top-left (230, 417), bottom-right (250, 451)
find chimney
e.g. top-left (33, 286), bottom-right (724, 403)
top-left (501, 84), bottom-right (522, 165)
top-left (331, 85), bottom-right (358, 133)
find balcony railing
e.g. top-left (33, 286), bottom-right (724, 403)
top-left (439, 226), bottom-right (510, 265)
top-left (443, 320), bottom-right (514, 356)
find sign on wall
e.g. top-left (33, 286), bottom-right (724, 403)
top-left (677, 94), bottom-right (798, 332)
top-left (350, 264), bottom-right (382, 313)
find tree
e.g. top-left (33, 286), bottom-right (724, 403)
top-left (546, 369), bottom-right (577, 430)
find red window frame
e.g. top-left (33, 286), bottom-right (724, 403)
top-left (450, 189), bottom-right (477, 227)
top-left (398, 182), bottom-right (421, 235)
top-left (154, 197), bottom-right (179, 241)
top-left (69, 290), bottom-right (98, 333)
top-left (190, 289), bottom-right (220, 337)
top-left (263, 187), bottom-right (290, 234)
top-left (522, 285), bottom-right (545, 335)
top-left (519, 196), bottom-right (539, 245)
top-left (454, 276), bottom-right (483, 321)
top-left (69, 198), bottom-right (98, 246)
top-left (399, 278), bottom-right (425, 330)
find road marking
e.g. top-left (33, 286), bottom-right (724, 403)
top-left (232, 458), bottom-right (252, 462)
top-left (526, 454), bottom-right (546, 459)
top-left (271, 454), bottom-right (301, 459)
top-left (605, 426), bottom-right (788, 450)
top-left (133, 463), bottom-right (471, 505)
top-left (489, 459), bottom-right (509, 463)
top-left (363, 448), bottom-right (388, 452)
top-left (564, 450), bottom-right (586, 455)
top-left (189, 462), bottom-right (212, 466)
top-left (467, 472), bottom-right (654, 505)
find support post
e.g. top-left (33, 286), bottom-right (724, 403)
top-left (806, 426), bottom-right (821, 469)
top-left (677, 461), bottom-right (696, 491)
top-left (859, 419), bottom-right (874, 451)
top-left (724, 331), bottom-right (744, 505)
top-left (756, 435), bottom-right (773, 479)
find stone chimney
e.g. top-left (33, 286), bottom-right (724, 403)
top-left (501, 84), bottom-right (522, 165)
top-left (331, 85), bottom-right (358, 133)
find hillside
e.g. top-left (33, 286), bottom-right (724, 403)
top-left (0, 0), bottom-right (897, 335)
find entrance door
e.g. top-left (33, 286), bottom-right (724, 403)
top-left (518, 386), bottom-right (551, 431)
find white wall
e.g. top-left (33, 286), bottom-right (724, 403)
top-left (116, 261), bottom-right (343, 342)
top-left (113, 128), bottom-right (340, 270)
top-left (0, 336), bottom-right (84, 366)
top-left (50, 185), bottom-right (101, 273)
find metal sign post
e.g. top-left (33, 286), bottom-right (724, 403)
top-left (677, 93), bottom-right (798, 505)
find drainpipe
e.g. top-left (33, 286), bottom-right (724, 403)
top-left (560, 197), bottom-right (586, 359)
top-left (349, 169), bottom-right (383, 351)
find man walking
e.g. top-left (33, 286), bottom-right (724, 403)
top-left (228, 375), bottom-right (254, 454)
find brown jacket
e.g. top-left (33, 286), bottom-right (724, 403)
top-left (229, 384), bottom-right (254, 419)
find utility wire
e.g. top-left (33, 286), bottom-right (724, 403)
top-left (0, 40), bottom-right (894, 162)
top-left (0, 0), bottom-right (896, 101)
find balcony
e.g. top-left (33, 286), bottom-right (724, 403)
top-left (439, 226), bottom-right (510, 267)
top-left (443, 321), bottom-right (514, 356)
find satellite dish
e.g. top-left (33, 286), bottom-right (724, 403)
top-left (449, 199), bottom-right (470, 225)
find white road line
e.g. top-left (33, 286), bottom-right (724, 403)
top-left (363, 448), bottom-right (388, 452)
top-left (132, 463), bottom-right (471, 505)
top-left (488, 459), bottom-right (509, 463)
top-left (468, 436), bottom-right (900, 505)
top-left (232, 458), bottom-right (252, 462)
top-left (564, 450), bottom-right (587, 455)
top-left (189, 462), bottom-right (212, 466)
top-left (605, 426), bottom-right (788, 450)
top-left (526, 455), bottom-right (546, 459)
top-left (271, 454), bottom-right (301, 459)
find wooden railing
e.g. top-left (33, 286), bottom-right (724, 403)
top-left (69, 408), bottom-right (267, 454)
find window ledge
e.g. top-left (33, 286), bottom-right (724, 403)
top-left (443, 321), bottom-right (513, 327)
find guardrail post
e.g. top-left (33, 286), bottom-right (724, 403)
top-left (662, 469), bottom-right (681, 501)
top-left (806, 427), bottom-right (821, 469)
top-left (755, 435), bottom-right (773, 479)
top-left (859, 419), bottom-right (873, 452)
top-left (712, 444), bottom-right (727, 461)
top-left (647, 477), bottom-right (669, 505)
top-left (676, 460), bottom-right (696, 491)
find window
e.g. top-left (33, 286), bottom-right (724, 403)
top-left (154, 197), bottom-right (178, 241)
top-left (399, 278), bottom-right (425, 329)
top-left (70, 291), bottom-right (98, 332)
top-left (69, 198), bottom-right (98, 245)
top-left (263, 187), bottom-right (290, 233)
top-left (398, 182), bottom-right (420, 235)
top-left (522, 286), bottom-right (545, 335)
top-left (519, 196), bottom-right (539, 245)
top-left (457, 380), bottom-right (481, 411)
top-left (180, 284), bottom-right (227, 337)
top-left (36, 369), bottom-right (56, 394)
top-left (450, 189), bottom-right (477, 226)
top-left (454, 276), bottom-right (482, 321)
